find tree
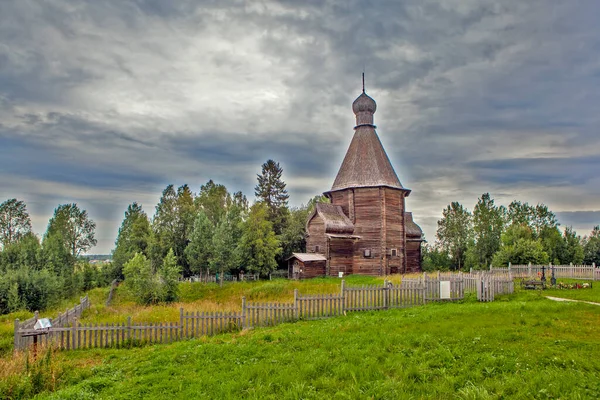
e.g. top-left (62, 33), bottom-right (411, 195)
top-left (562, 226), bottom-right (584, 265)
top-left (210, 207), bottom-right (243, 285)
top-left (185, 210), bottom-right (214, 277)
top-left (123, 253), bottom-right (161, 305)
top-left (422, 243), bottom-right (452, 272)
top-left (255, 160), bottom-right (290, 235)
top-left (160, 249), bottom-right (181, 302)
top-left (196, 180), bottom-right (229, 226)
top-left (111, 203), bottom-right (151, 280)
top-left (237, 203), bottom-right (281, 276)
top-left (46, 203), bottom-right (97, 257)
top-left (470, 193), bottom-right (505, 268)
top-left (436, 202), bottom-right (472, 270)
top-left (0, 198), bottom-right (32, 249)
top-left (150, 185), bottom-right (179, 267)
top-left (582, 226), bottom-right (600, 265)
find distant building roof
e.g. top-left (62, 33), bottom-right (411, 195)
top-left (307, 203), bottom-right (355, 234)
top-left (287, 253), bottom-right (327, 262)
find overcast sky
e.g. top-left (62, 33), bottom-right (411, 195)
top-left (1, 0), bottom-right (599, 254)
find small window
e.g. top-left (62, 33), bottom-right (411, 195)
top-left (315, 245), bottom-right (320, 253)
top-left (391, 249), bottom-right (398, 257)
top-left (363, 249), bottom-right (371, 258)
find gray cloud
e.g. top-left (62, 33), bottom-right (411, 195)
top-left (1, 0), bottom-right (600, 252)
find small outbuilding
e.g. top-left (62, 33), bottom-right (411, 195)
top-left (287, 253), bottom-right (327, 280)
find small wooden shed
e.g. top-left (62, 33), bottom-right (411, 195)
top-left (287, 253), bottom-right (327, 280)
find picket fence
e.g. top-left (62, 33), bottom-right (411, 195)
top-left (14, 296), bottom-right (90, 351)
top-left (491, 263), bottom-right (599, 281)
top-left (15, 273), bottom-right (518, 352)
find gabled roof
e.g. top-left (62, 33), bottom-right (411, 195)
top-left (306, 203), bottom-right (354, 234)
top-left (405, 212), bottom-right (423, 238)
top-left (287, 253), bottom-right (327, 262)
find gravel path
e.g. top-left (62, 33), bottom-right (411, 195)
top-left (546, 296), bottom-right (600, 306)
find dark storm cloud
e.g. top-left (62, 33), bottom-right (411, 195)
top-left (1, 0), bottom-right (600, 251)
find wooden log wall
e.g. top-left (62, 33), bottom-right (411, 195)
top-left (306, 217), bottom-right (327, 254)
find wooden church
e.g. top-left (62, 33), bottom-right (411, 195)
top-left (288, 81), bottom-right (423, 279)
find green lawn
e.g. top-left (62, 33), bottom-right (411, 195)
top-left (1, 290), bottom-right (598, 399)
top-left (543, 279), bottom-right (600, 303)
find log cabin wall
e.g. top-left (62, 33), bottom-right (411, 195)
top-left (301, 260), bottom-right (327, 278)
top-left (306, 216), bottom-right (327, 254)
top-left (405, 241), bottom-right (421, 273)
top-left (328, 239), bottom-right (354, 276)
top-left (384, 188), bottom-right (406, 274)
top-left (350, 187), bottom-right (384, 275)
top-left (331, 190), bottom-right (350, 217)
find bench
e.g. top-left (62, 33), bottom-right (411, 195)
top-left (521, 279), bottom-right (546, 290)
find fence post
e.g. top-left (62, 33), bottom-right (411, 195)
top-left (179, 308), bottom-right (184, 339)
top-left (127, 316), bottom-right (132, 344)
top-left (293, 289), bottom-right (299, 320)
top-left (340, 280), bottom-right (346, 315)
top-left (14, 319), bottom-right (19, 351)
top-left (383, 280), bottom-right (389, 310)
top-left (528, 262), bottom-right (532, 277)
top-left (241, 296), bottom-right (247, 327)
top-left (72, 318), bottom-right (78, 350)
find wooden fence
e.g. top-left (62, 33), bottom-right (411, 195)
top-left (476, 275), bottom-right (515, 302)
top-left (402, 273), bottom-right (465, 301)
top-left (14, 275), bottom-right (514, 352)
top-left (491, 264), bottom-right (599, 280)
top-left (14, 296), bottom-right (90, 351)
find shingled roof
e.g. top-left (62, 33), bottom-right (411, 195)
top-left (405, 212), bottom-right (423, 238)
top-left (306, 203), bottom-right (354, 234)
top-left (327, 90), bottom-right (409, 194)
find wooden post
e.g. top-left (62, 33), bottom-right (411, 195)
top-left (72, 318), bottom-right (78, 350)
top-left (127, 316), bottom-right (132, 345)
top-left (179, 308), bottom-right (184, 339)
top-left (241, 297), bottom-right (247, 328)
top-left (14, 319), bottom-right (19, 351)
top-left (293, 289), bottom-right (299, 320)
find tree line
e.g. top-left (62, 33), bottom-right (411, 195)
top-left (0, 159), bottom-right (323, 311)
top-left (110, 160), bottom-right (326, 304)
top-left (0, 200), bottom-right (104, 314)
top-left (424, 193), bottom-right (600, 271)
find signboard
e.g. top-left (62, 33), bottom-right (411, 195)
top-left (338, 272), bottom-right (344, 278)
top-left (34, 318), bottom-right (52, 330)
top-left (439, 281), bottom-right (451, 299)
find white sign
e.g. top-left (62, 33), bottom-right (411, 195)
top-left (439, 281), bottom-right (451, 299)
top-left (338, 272), bottom-right (344, 278)
top-left (34, 318), bottom-right (52, 330)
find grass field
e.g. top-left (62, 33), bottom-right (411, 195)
top-left (0, 284), bottom-right (599, 399)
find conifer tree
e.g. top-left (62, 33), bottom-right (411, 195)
top-left (255, 160), bottom-right (289, 235)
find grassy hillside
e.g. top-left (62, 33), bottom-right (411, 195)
top-left (1, 288), bottom-right (599, 399)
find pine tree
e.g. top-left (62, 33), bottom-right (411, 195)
top-left (255, 160), bottom-right (289, 235)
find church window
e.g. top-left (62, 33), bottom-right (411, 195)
top-left (363, 249), bottom-right (371, 258)
top-left (391, 249), bottom-right (398, 257)
top-left (315, 245), bottom-right (320, 253)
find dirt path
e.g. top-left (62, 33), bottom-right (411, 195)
top-left (546, 296), bottom-right (600, 306)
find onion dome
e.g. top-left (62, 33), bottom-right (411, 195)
top-left (352, 92), bottom-right (377, 115)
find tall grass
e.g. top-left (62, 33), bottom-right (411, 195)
top-left (11, 291), bottom-right (598, 399)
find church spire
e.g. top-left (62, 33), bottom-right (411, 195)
top-left (326, 84), bottom-right (407, 194)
